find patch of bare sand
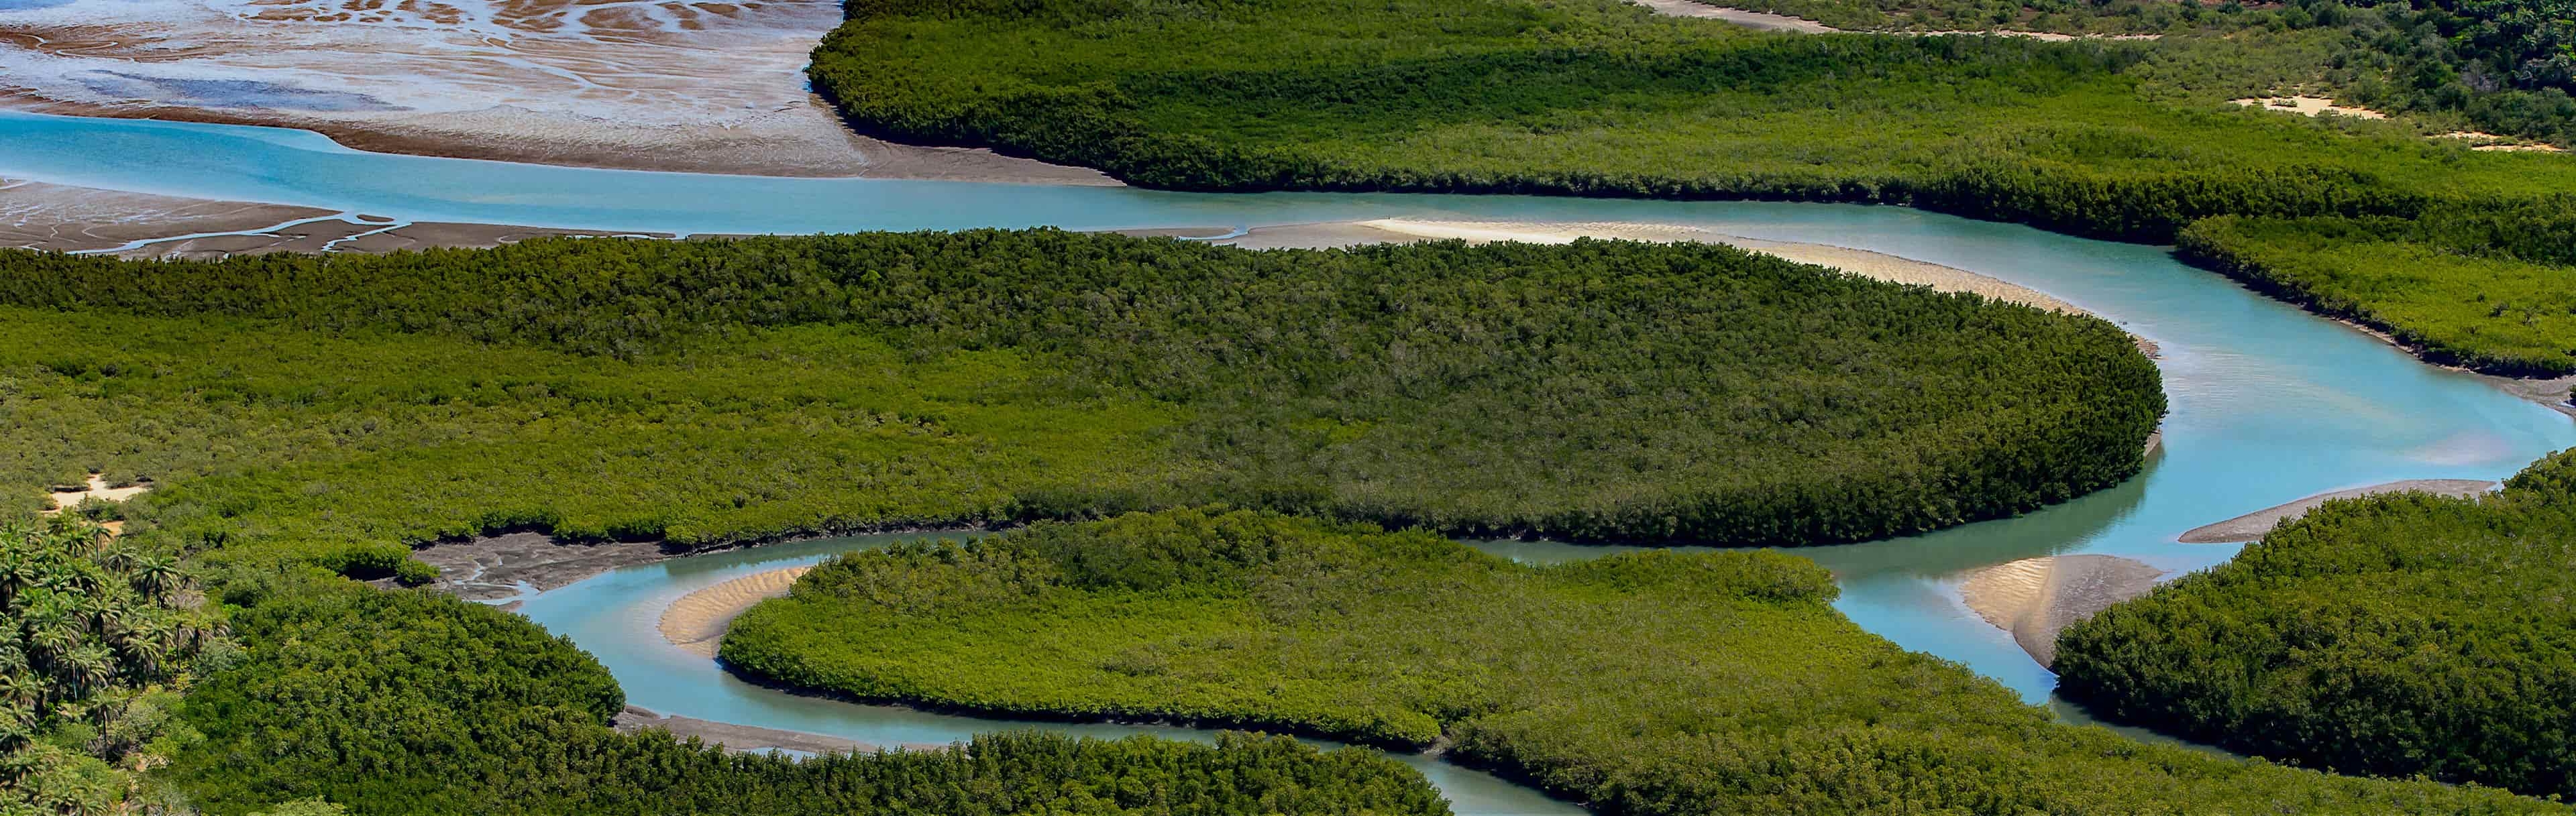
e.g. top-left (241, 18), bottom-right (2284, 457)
top-left (2434, 131), bottom-right (2565, 152)
top-left (1628, 0), bottom-right (2159, 39)
top-left (2177, 479), bottom-right (2496, 543)
top-left (1, 178), bottom-right (335, 253)
top-left (43, 473), bottom-right (149, 513)
top-left (1958, 554), bottom-right (2164, 667)
top-left (1629, 0), bottom-right (1837, 32)
top-left (659, 565), bottom-right (812, 656)
top-left (2231, 95), bottom-right (2387, 120)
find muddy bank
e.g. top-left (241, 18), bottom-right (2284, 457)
top-left (2177, 479), bottom-right (2496, 543)
top-left (1, 178), bottom-right (333, 253)
top-left (1958, 555), bottom-right (2165, 667)
top-left (614, 705), bottom-right (883, 756)
top-left (413, 532), bottom-right (685, 603)
top-left (660, 566), bottom-right (812, 657)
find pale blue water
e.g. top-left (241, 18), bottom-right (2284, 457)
top-left (7, 108), bottom-right (2570, 814)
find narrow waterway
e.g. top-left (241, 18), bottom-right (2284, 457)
top-left (11, 108), bottom-right (2574, 815)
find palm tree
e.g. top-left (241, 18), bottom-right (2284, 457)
top-left (62, 645), bottom-right (115, 699)
top-left (129, 556), bottom-right (181, 603)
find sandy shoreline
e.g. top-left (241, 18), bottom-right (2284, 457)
top-left (1229, 219), bottom-right (2095, 314)
top-left (659, 566), bottom-right (812, 657)
top-left (2177, 479), bottom-right (2496, 543)
top-left (1958, 554), bottom-right (2164, 667)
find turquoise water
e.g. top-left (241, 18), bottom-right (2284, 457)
top-left (10, 108), bottom-right (2573, 814)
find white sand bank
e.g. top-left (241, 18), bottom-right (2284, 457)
top-left (1271, 219), bottom-right (2094, 314)
top-left (659, 566), bottom-right (813, 656)
top-left (2177, 479), bottom-right (2496, 543)
top-left (44, 473), bottom-right (148, 512)
top-left (2231, 96), bottom-right (2387, 119)
top-left (1958, 554), bottom-right (2164, 667)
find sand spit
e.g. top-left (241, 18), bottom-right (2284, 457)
top-left (2231, 96), bottom-right (2387, 120)
top-left (659, 566), bottom-right (812, 657)
top-left (2177, 479), bottom-right (2496, 543)
top-left (614, 705), bottom-right (879, 756)
top-left (1254, 218), bottom-right (2097, 311)
top-left (1958, 555), bottom-right (2164, 667)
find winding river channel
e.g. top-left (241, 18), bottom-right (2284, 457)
top-left (11, 108), bottom-right (2576, 815)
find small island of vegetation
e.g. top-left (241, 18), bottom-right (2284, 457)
top-left (2055, 449), bottom-right (2576, 800)
top-left (0, 231), bottom-right (2159, 558)
top-left (720, 506), bottom-right (2565, 814)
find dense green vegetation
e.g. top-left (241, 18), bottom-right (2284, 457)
top-left (0, 231), bottom-right (2159, 558)
top-left (807, 0), bottom-right (2576, 373)
top-left (1706, 0), bottom-right (2576, 145)
top-left (166, 573), bottom-right (1448, 815)
top-left (2056, 449), bottom-right (2576, 799)
top-left (2179, 200), bottom-right (2576, 373)
top-left (810, 0), bottom-right (2570, 233)
top-left (1, 518), bottom-right (229, 815)
top-left (721, 507), bottom-right (2563, 815)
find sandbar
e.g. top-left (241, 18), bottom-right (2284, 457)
top-left (1958, 554), bottom-right (2164, 667)
top-left (2176, 479), bottom-right (2496, 543)
top-left (659, 566), bottom-right (813, 656)
top-left (1233, 219), bottom-right (2091, 312)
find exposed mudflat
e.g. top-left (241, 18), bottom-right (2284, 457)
top-left (614, 705), bottom-right (878, 755)
top-left (2177, 479), bottom-right (2497, 543)
top-left (2, 178), bottom-right (332, 252)
top-left (0, 0), bottom-right (1113, 182)
top-left (1958, 555), bottom-right (2165, 667)
top-left (413, 532), bottom-right (684, 603)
